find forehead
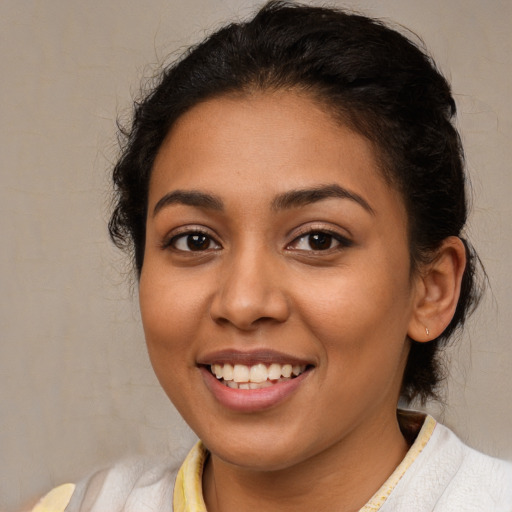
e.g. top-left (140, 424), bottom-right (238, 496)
top-left (149, 91), bottom-right (403, 219)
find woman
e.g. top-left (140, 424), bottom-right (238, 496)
top-left (33, 1), bottom-right (512, 510)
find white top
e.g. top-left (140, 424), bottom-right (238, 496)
top-left (33, 413), bottom-right (512, 511)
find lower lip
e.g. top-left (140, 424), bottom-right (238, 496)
top-left (200, 366), bottom-right (311, 413)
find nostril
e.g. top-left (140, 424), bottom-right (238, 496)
top-left (209, 287), bottom-right (290, 330)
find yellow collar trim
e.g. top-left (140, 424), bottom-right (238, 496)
top-left (173, 414), bottom-right (437, 512)
top-left (32, 483), bottom-right (76, 512)
top-left (173, 440), bottom-right (208, 512)
top-left (360, 413), bottom-right (437, 511)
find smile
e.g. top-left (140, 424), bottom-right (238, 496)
top-left (209, 363), bottom-right (307, 390)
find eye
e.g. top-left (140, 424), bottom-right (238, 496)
top-left (289, 231), bottom-right (352, 252)
top-left (169, 232), bottom-right (221, 252)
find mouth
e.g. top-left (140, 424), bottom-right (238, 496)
top-left (208, 362), bottom-right (308, 390)
top-left (198, 351), bottom-right (314, 412)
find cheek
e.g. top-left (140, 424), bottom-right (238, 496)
top-left (138, 271), bottom-right (208, 414)
top-left (139, 267), bottom-right (207, 362)
top-left (297, 268), bottom-right (411, 334)
top-left (292, 259), bottom-right (413, 371)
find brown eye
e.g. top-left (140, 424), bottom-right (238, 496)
top-left (188, 234), bottom-right (209, 251)
top-left (171, 232), bottom-right (220, 252)
top-left (308, 233), bottom-right (333, 250)
top-left (292, 232), bottom-right (337, 251)
top-left (289, 230), bottom-right (353, 252)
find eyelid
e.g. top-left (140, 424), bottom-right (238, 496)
top-left (286, 224), bottom-right (353, 251)
top-left (161, 225), bottom-right (222, 251)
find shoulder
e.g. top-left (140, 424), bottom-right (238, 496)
top-left (383, 418), bottom-right (512, 512)
top-left (32, 456), bottom-right (181, 512)
top-left (433, 423), bottom-right (512, 510)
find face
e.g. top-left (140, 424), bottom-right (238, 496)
top-left (140, 91), bottom-right (420, 472)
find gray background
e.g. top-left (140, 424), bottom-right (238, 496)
top-left (1, 1), bottom-right (511, 510)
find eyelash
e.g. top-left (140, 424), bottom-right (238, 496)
top-left (287, 228), bottom-right (353, 253)
top-left (162, 228), bottom-right (221, 253)
top-left (162, 227), bottom-right (353, 254)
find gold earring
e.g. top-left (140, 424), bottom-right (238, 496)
top-left (425, 327), bottom-right (430, 337)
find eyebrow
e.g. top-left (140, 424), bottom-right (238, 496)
top-left (153, 190), bottom-right (224, 217)
top-left (271, 184), bottom-right (375, 215)
top-left (152, 183), bottom-right (375, 217)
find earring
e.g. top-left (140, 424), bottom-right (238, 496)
top-left (425, 327), bottom-right (430, 337)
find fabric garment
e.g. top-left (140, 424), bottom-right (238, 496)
top-left (33, 413), bottom-right (512, 512)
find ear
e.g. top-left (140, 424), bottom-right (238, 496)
top-left (408, 236), bottom-right (466, 342)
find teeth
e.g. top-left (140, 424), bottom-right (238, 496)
top-left (220, 377), bottom-right (292, 390)
top-left (281, 364), bottom-right (292, 378)
top-left (213, 364), bottom-right (223, 379)
top-left (268, 363), bottom-right (281, 380)
top-left (233, 364), bottom-right (250, 383)
top-left (249, 363), bottom-right (268, 383)
top-left (223, 364), bottom-right (234, 381)
top-left (210, 362), bottom-right (307, 388)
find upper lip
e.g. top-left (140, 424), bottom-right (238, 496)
top-left (197, 349), bottom-right (314, 367)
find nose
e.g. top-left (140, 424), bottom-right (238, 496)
top-left (209, 247), bottom-right (291, 331)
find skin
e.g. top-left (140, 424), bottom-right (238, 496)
top-left (139, 91), bottom-right (463, 512)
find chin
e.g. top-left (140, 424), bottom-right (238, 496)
top-left (199, 423), bottom-right (324, 473)
top-left (212, 444), bottom-right (306, 473)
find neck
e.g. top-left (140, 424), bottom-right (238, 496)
top-left (203, 411), bottom-right (409, 512)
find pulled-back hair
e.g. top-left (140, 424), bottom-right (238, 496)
top-left (109, 0), bottom-right (481, 403)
